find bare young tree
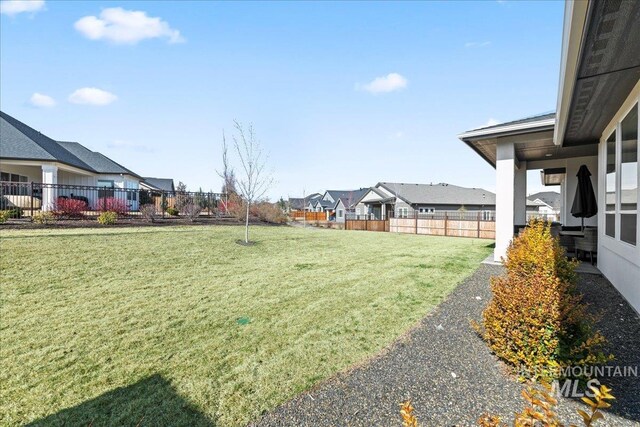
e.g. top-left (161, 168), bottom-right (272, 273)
top-left (230, 120), bottom-right (274, 244)
top-left (216, 131), bottom-right (237, 214)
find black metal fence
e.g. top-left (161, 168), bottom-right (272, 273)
top-left (0, 181), bottom-right (228, 220)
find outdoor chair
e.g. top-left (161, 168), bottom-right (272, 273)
top-left (575, 228), bottom-right (598, 265)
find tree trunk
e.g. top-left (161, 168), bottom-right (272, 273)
top-left (245, 202), bottom-right (250, 243)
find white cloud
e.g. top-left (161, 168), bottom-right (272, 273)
top-left (29, 92), bottom-right (56, 108)
top-left (393, 131), bottom-right (404, 139)
top-left (68, 87), bottom-right (117, 106)
top-left (465, 41), bottom-right (491, 48)
top-left (358, 73), bottom-right (408, 94)
top-left (0, 0), bottom-right (45, 16)
top-left (74, 7), bottom-right (184, 45)
top-left (483, 118), bottom-right (501, 127)
top-left (108, 139), bottom-right (152, 152)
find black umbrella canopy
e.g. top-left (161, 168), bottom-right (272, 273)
top-left (571, 165), bottom-right (598, 228)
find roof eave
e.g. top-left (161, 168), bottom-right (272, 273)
top-left (553, 0), bottom-right (590, 146)
top-left (457, 118), bottom-right (555, 141)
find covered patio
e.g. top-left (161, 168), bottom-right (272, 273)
top-left (459, 0), bottom-right (639, 313)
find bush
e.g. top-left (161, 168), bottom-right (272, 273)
top-left (166, 206), bottom-right (179, 216)
top-left (225, 194), bottom-right (246, 221)
top-left (0, 210), bottom-right (9, 223)
top-left (180, 202), bottom-right (202, 221)
top-left (97, 211), bottom-right (117, 225)
top-left (32, 211), bottom-right (55, 224)
top-left (139, 204), bottom-right (157, 222)
top-left (97, 197), bottom-right (128, 216)
top-left (3, 207), bottom-right (22, 219)
top-left (253, 202), bottom-right (287, 224)
top-left (55, 198), bottom-right (87, 219)
top-left (476, 219), bottom-right (611, 381)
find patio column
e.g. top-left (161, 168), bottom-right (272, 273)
top-left (381, 203), bottom-right (386, 220)
top-left (514, 160), bottom-right (527, 225)
top-left (41, 165), bottom-right (58, 211)
top-left (495, 141), bottom-right (516, 261)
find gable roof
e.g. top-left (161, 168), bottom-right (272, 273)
top-left (377, 182), bottom-right (496, 206)
top-left (0, 111), bottom-right (140, 178)
top-left (57, 141), bottom-right (140, 177)
top-left (1, 111), bottom-right (94, 171)
top-left (528, 191), bottom-right (561, 210)
top-left (142, 177), bottom-right (175, 193)
top-left (336, 188), bottom-right (369, 209)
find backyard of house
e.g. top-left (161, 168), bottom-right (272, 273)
top-left (0, 225), bottom-right (492, 426)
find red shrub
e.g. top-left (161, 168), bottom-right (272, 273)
top-left (97, 197), bottom-right (129, 216)
top-left (55, 198), bottom-right (88, 218)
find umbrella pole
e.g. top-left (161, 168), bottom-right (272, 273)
top-left (582, 217), bottom-right (584, 232)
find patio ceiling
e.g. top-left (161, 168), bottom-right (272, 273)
top-left (461, 127), bottom-right (597, 168)
top-left (559, 0), bottom-right (640, 146)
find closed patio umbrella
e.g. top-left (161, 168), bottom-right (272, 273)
top-left (571, 164), bottom-right (598, 231)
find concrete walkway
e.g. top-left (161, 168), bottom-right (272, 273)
top-left (254, 264), bottom-right (640, 426)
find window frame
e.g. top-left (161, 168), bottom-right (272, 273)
top-left (600, 96), bottom-right (639, 252)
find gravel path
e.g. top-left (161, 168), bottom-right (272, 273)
top-left (254, 264), bottom-right (640, 426)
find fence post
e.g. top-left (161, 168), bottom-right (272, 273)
top-left (415, 211), bottom-right (418, 234)
top-left (30, 181), bottom-right (34, 217)
top-left (477, 211), bottom-right (481, 238)
top-left (162, 191), bottom-right (166, 218)
top-left (444, 212), bottom-right (448, 236)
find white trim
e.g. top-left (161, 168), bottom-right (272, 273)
top-left (458, 118), bottom-right (555, 140)
top-left (554, 0), bottom-right (589, 146)
top-left (598, 85), bottom-right (639, 265)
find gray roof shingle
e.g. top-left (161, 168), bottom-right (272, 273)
top-left (377, 182), bottom-right (495, 206)
top-left (57, 141), bottom-right (139, 177)
top-left (143, 177), bottom-right (175, 193)
top-left (1, 111), bottom-right (94, 171)
top-left (464, 112), bottom-right (555, 134)
top-left (0, 111), bottom-right (140, 178)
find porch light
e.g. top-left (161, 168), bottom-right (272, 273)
top-left (540, 167), bottom-right (566, 186)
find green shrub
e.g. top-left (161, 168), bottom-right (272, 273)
top-left (32, 211), bottom-right (56, 224)
top-left (97, 211), bottom-right (118, 225)
top-left (476, 219), bottom-right (612, 381)
top-left (0, 210), bottom-right (9, 224)
top-left (3, 207), bottom-right (22, 219)
top-left (166, 207), bottom-right (179, 216)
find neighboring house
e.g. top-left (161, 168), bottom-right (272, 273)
top-left (355, 182), bottom-right (496, 219)
top-left (141, 177), bottom-right (176, 195)
top-left (319, 189), bottom-right (368, 221)
top-left (0, 111), bottom-right (142, 211)
top-left (288, 193), bottom-right (321, 212)
top-left (527, 191), bottom-right (561, 221)
top-left (458, 1), bottom-right (639, 312)
top-left (332, 188), bottom-right (369, 223)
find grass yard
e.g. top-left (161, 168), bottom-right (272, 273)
top-left (0, 225), bottom-right (492, 426)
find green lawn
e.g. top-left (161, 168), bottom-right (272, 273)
top-left (0, 225), bottom-right (492, 426)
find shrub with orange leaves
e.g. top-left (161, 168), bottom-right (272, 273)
top-left (400, 401), bottom-right (418, 427)
top-left (475, 219), bottom-right (612, 381)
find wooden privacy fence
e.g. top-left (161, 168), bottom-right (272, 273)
top-left (291, 211), bottom-right (326, 221)
top-left (346, 211), bottom-right (495, 239)
top-left (345, 219), bottom-right (389, 232)
top-left (390, 217), bottom-right (495, 239)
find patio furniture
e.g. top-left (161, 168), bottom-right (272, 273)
top-left (575, 228), bottom-right (598, 265)
top-left (558, 230), bottom-right (583, 255)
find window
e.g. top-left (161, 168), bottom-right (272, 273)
top-left (418, 207), bottom-right (435, 214)
top-left (605, 131), bottom-right (616, 238)
top-left (604, 103), bottom-right (638, 246)
top-left (337, 209), bottom-right (343, 218)
top-left (397, 207), bottom-right (409, 218)
top-left (0, 172), bottom-right (28, 195)
top-left (620, 104), bottom-right (638, 245)
top-left (97, 180), bottom-right (114, 198)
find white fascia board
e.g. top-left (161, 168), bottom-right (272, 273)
top-left (554, 0), bottom-right (590, 146)
top-left (458, 118), bottom-right (556, 141)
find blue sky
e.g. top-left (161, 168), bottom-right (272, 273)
top-left (1, 0), bottom-right (564, 199)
